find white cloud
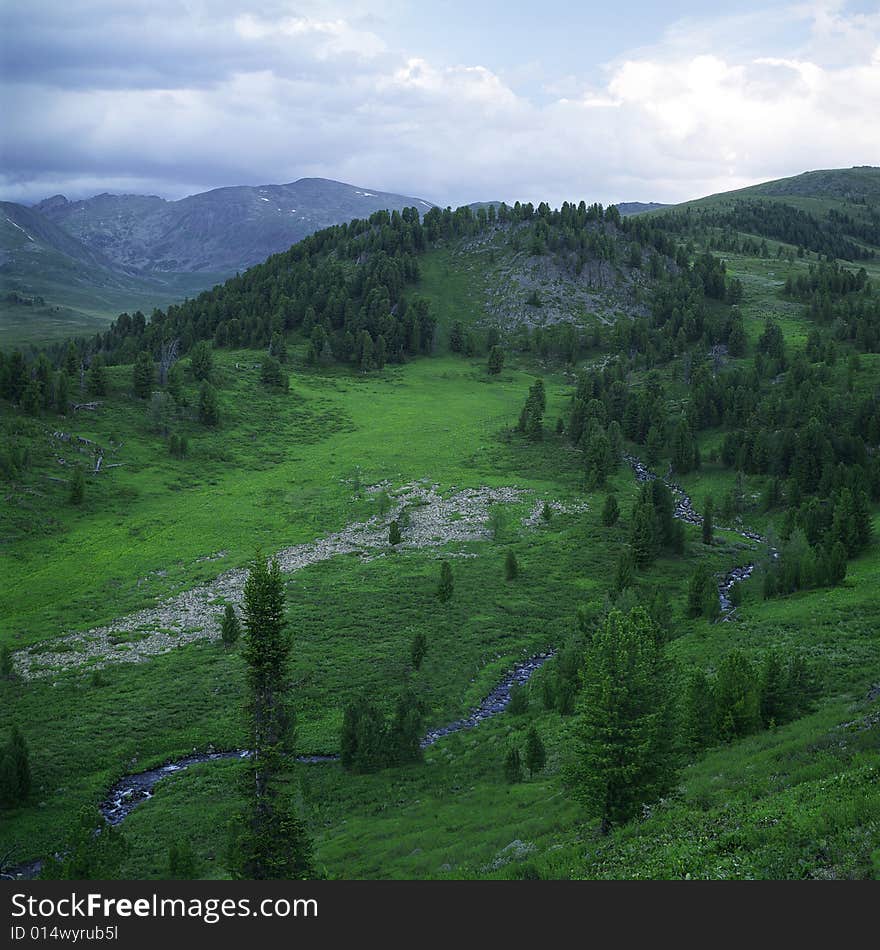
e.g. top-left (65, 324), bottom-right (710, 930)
top-left (1, 2), bottom-right (878, 206)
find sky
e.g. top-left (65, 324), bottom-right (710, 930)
top-left (1, 0), bottom-right (878, 207)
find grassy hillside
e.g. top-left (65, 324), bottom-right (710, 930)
top-left (1, 172), bottom-right (879, 880)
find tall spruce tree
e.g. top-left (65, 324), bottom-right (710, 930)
top-left (566, 608), bottom-right (675, 833)
top-left (232, 555), bottom-right (314, 879)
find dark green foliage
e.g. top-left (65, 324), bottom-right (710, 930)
top-left (682, 667), bottom-right (715, 753)
top-left (487, 346), bottom-right (505, 375)
top-left (55, 370), bottom-right (70, 415)
top-left (687, 562), bottom-right (719, 620)
top-left (566, 608), bottom-right (675, 832)
top-left (168, 840), bottom-right (198, 879)
top-left (437, 561), bottom-right (453, 602)
top-left (702, 495), bottom-right (714, 545)
top-left (410, 630), bottom-right (427, 670)
top-left (517, 379), bottom-right (545, 440)
top-left (389, 520), bottom-right (402, 545)
top-left (713, 650), bottom-right (762, 741)
top-left (197, 381), bottom-right (220, 426)
top-left (670, 418), bottom-right (699, 474)
top-left (190, 341), bottom-right (214, 381)
top-left (508, 683), bottom-right (529, 715)
top-left (524, 727), bottom-right (546, 777)
top-left (503, 746), bottom-right (524, 784)
top-left (340, 690), bottom-right (424, 772)
top-left (132, 350), bottom-right (155, 398)
top-left (260, 355), bottom-right (288, 391)
top-left (0, 726), bottom-right (31, 807)
top-left (232, 554), bottom-right (314, 880)
top-left (0, 644), bottom-right (13, 679)
top-left (69, 467), bottom-right (85, 505)
top-left (601, 493), bottom-right (620, 527)
top-left (220, 604), bottom-right (240, 649)
top-left (630, 491), bottom-right (658, 567)
top-left (613, 548), bottom-right (635, 593)
top-left (269, 331), bottom-right (288, 364)
top-left (504, 550), bottom-right (518, 580)
top-left (86, 356), bottom-right (107, 397)
top-left (39, 807), bottom-right (127, 879)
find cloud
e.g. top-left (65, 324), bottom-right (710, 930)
top-left (1, 1), bottom-right (878, 206)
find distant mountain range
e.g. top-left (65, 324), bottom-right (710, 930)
top-left (31, 178), bottom-right (437, 275)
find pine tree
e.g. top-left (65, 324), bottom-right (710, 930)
top-left (566, 608), bottom-right (675, 833)
top-left (601, 493), bottom-right (620, 527)
top-left (487, 346), bottom-right (505, 375)
top-left (86, 356), bottom-right (107, 397)
top-left (69, 467), bottom-right (85, 506)
top-left (190, 341), bottom-right (213, 381)
top-left (132, 350), bottom-right (155, 399)
top-left (702, 495), bottom-right (714, 545)
top-left (198, 381), bottom-right (220, 426)
top-left (389, 521), bottom-right (402, 545)
top-left (687, 563), bottom-right (719, 619)
top-left (410, 631), bottom-right (427, 670)
top-left (0, 644), bottom-right (13, 679)
top-left (613, 547), bottom-right (635, 593)
top-left (0, 726), bottom-right (31, 805)
top-left (55, 370), bottom-right (70, 415)
top-left (712, 650), bottom-right (761, 740)
top-left (629, 491), bottom-right (658, 567)
top-left (504, 550), bottom-right (518, 580)
top-left (220, 604), bottom-right (240, 649)
top-left (503, 746), bottom-right (523, 784)
top-left (232, 555), bottom-right (314, 880)
top-left (437, 561), bottom-right (453, 602)
top-left (682, 668), bottom-right (714, 752)
top-left (524, 726), bottom-right (546, 777)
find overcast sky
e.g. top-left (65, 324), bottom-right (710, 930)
top-left (1, 0), bottom-right (878, 207)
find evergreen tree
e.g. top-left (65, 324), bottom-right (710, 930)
top-left (410, 630), bottom-right (427, 670)
top-left (86, 356), bottom-right (107, 397)
top-left (503, 746), bottom-right (524, 784)
top-left (524, 726), bottom-right (546, 777)
top-left (220, 604), bottom-right (240, 650)
top-left (38, 806), bottom-right (127, 879)
top-left (613, 547), bottom-right (635, 593)
top-left (566, 608), bottom-right (675, 833)
top-left (389, 520), bottom-right (402, 545)
top-left (260, 355), bottom-right (288, 391)
top-left (0, 726), bottom-right (30, 806)
top-left (132, 350), bottom-right (155, 399)
top-left (69, 467), bottom-right (85, 506)
top-left (686, 563), bottom-right (719, 619)
top-left (437, 561), bottom-right (454, 602)
top-left (682, 668), bottom-right (715, 752)
top-left (630, 491), bottom-right (658, 567)
top-left (0, 644), bottom-right (13, 679)
top-left (232, 555), bottom-right (314, 880)
top-left (505, 550), bottom-right (518, 580)
top-left (190, 341), bottom-right (213, 381)
top-left (198, 381), bottom-right (220, 426)
top-left (487, 346), bottom-right (505, 375)
top-left (55, 370), bottom-right (70, 415)
top-left (702, 495), bottom-right (714, 545)
top-left (601, 493), bottom-right (620, 527)
top-left (712, 650), bottom-right (761, 740)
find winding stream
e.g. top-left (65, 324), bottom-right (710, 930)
top-left (4, 456), bottom-right (767, 879)
top-left (624, 454), bottom-right (769, 617)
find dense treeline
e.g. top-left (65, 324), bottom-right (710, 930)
top-left (656, 200), bottom-right (875, 261)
